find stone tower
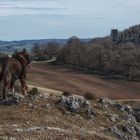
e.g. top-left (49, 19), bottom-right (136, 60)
top-left (111, 29), bottom-right (119, 42)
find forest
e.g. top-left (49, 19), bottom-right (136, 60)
top-left (31, 25), bottom-right (140, 80)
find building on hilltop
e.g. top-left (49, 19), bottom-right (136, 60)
top-left (111, 29), bottom-right (119, 43)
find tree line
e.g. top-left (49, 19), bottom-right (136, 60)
top-left (57, 37), bottom-right (140, 80)
top-left (31, 42), bottom-right (61, 61)
top-left (31, 36), bottom-right (140, 80)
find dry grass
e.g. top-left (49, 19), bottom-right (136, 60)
top-left (0, 92), bottom-right (120, 140)
top-left (0, 89), bottom-right (138, 140)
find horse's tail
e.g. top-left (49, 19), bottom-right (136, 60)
top-left (1, 62), bottom-right (9, 99)
top-left (0, 63), bottom-right (8, 84)
top-left (0, 71), bottom-right (3, 84)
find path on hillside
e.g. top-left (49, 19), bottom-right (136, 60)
top-left (27, 62), bottom-right (140, 99)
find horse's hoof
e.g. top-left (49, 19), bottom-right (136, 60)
top-left (25, 86), bottom-right (28, 90)
top-left (3, 96), bottom-right (7, 100)
top-left (23, 92), bottom-right (27, 96)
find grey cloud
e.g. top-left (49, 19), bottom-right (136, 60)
top-left (0, 6), bottom-right (65, 11)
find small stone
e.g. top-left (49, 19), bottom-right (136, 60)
top-left (26, 127), bottom-right (44, 132)
top-left (114, 103), bottom-right (125, 112)
top-left (28, 103), bottom-right (33, 107)
top-left (122, 125), bottom-right (136, 136)
top-left (123, 114), bottom-right (137, 124)
top-left (124, 105), bottom-right (133, 114)
top-left (133, 108), bottom-right (140, 123)
top-left (108, 126), bottom-right (127, 140)
top-left (89, 112), bottom-right (96, 119)
top-left (134, 125), bottom-right (140, 137)
top-left (109, 114), bottom-right (119, 122)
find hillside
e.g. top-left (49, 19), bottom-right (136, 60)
top-left (0, 38), bottom-right (92, 53)
top-left (0, 39), bottom-right (67, 53)
top-left (0, 86), bottom-right (139, 140)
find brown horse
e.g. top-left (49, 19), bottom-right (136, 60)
top-left (0, 49), bottom-right (30, 99)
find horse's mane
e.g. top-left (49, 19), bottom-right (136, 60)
top-left (12, 50), bottom-right (30, 66)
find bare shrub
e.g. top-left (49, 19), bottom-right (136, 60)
top-left (63, 91), bottom-right (71, 96)
top-left (84, 92), bottom-right (97, 100)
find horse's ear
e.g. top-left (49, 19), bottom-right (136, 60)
top-left (23, 49), bottom-right (26, 53)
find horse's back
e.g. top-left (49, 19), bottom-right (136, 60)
top-left (1, 57), bottom-right (22, 77)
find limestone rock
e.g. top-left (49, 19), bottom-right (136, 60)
top-left (0, 92), bottom-right (23, 105)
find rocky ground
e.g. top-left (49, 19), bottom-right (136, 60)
top-left (0, 87), bottom-right (139, 140)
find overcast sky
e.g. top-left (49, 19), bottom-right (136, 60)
top-left (0, 0), bottom-right (140, 41)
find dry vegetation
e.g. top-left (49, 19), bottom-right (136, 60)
top-left (57, 36), bottom-right (140, 81)
top-left (0, 88), bottom-right (110, 140)
top-left (0, 86), bottom-right (139, 140)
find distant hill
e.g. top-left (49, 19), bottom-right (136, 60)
top-left (0, 38), bottom-right (91, 53)
top-left (0, 39), bottom-right (68, 53)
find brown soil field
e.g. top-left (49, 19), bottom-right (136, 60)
top-left (27, 62), bottom-right (140, 99)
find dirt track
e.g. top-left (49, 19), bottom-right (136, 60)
top-left (27, 62), bottom-right (140, 99)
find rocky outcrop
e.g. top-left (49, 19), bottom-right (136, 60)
top-left (57, 94), bottom-right (96, 119)
top-left (98, 97), bottom-right (133, 114)
top-left (109, 124), bottom-right (140, 140)
top-left (0, 89), bottom-right (139, 140)
top-left (59, 95), bottom-right (90, 112)
top-left (0, 92), bottom-right (23, 105)
top-left (133, 107), bottom-right (140, 123)
top-left (108, 126), bottom-right (128, 140)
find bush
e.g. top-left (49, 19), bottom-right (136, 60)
top-left (84, 92), bottom-right (97, 100)
top-left (57, 36), bottom-right (140, 81)
top-left (63, 91), bottom-right (71, 96)
top-left (29, 88), bottom-right (39, 96)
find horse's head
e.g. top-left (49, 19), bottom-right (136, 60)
top-left (13, 49), bottom-right (30, 66)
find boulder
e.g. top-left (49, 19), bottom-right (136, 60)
top-left (57, 94), bottom-right (96, 118)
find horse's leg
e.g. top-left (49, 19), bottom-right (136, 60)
top-left (20, 78), bottom-right (27, 96)
top-left (3, 75), bottom-right (9, 99)
top-left (25, 82), bottom-right (28, 90)
top-left (23, 74), bottom-right (28, 90)
top-left (3, 85), bottom-right (7, 99)
top-left (10, 80), bottom-right (15, 92)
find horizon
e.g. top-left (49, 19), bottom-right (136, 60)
top-left (0, 0), bottom-right (140, 41)
top-left (0, 37), bottom-right (92, 42)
